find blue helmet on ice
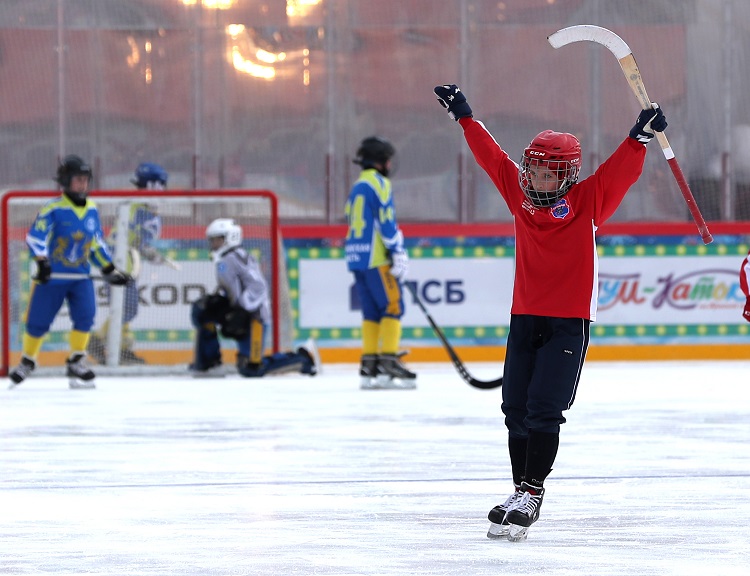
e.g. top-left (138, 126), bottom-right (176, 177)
top-left (132, 162), bottom-right (168, 189)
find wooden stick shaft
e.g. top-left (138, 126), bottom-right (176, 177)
top-left (618, 55), bottom-right (713, 244)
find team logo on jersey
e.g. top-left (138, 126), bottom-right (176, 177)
top-left (84, 216), bottom-right (96, 232)
top-left (550, 198), bottom-right (571, 219)
top-left (521, 199), bottom-right (536, 215)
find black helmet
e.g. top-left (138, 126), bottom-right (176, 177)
top-left (56, 154), bottom-right (93, 189)
top-left (354, 136), bottom-right (396, 174)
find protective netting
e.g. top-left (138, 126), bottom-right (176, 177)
top-left (0, 0), bottom-right (749, 222)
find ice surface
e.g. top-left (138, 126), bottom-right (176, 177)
top-left (2, 361), bottom-right (749, 575)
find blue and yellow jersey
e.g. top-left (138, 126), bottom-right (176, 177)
top-left (128, 204), bottom-right (162, 250)
top-left (106, 203), bottom-right (162, 273)
top-left (344, 168), bottom-right (404, 272)
top-left (107, 203), bottom-right (161, 250)
top-left (26, 195), bottom-right (113, 274)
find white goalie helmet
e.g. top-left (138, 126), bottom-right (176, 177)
top-left (206, 218), bottom-right (242, 254)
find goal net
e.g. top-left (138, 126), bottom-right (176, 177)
top-left (0, 189), bottom-right (293, 376)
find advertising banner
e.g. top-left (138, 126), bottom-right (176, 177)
top-left (289, 242), bottom-right (750, 345)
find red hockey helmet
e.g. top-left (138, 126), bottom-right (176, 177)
top-left (519, 130), bottom-right (582, 208)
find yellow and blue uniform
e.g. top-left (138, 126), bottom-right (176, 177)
top-left (344, 167), bottom-right (405, 354)
top-left (24, 195), bottom-right (113, 338)
top-left (108, 203), bottom-right (162, 323)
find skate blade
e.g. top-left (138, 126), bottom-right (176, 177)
top-left (486, 522), bottom-right (510, 539)
top-left (8, 381), bottom-right (22, 390)
top-left (507, 524), bottom-right (529, 542)
top-left (360, 376), bottom-right (379, 389)
top-left (190, 365), bottom-right (229, 378)
top-left (375, 375), bottom-right (416, 389)
top-left (69, 378), bottom-right (96, 390)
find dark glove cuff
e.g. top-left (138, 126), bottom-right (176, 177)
top-left (102, 264), bottom-right (115, 274)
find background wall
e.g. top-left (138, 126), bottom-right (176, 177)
top-left (1, 0), bottom-right (750, 223)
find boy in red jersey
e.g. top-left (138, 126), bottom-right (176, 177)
top-left (434, 84), bottom-right (667, 541)
top-left (740, 249), bottom-right (750, 322)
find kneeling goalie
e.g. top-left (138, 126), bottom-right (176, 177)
top-left (191, 218), bottom-right (318, 377)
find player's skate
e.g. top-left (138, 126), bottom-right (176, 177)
top-left (189, 357), bottom-right (226, 378)
top-left (66, 353), bottom-right (96, 389)
top-left (120, 348), bottom-right (147, 365)
top-left (359, 354), bottom-right (381, 389)
top-left (375, 353), bottom-right (417, 389)
top-left (486, 484), bottom-right (521, 539)
top-left (8, 356), bottom-right (36, 389)
top-left (505, 481), bottom-right (545, 542)
top-left (298, 338), bottom-right (320, 376)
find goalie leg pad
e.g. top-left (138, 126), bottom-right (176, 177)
top-left (191, 322), bottom-right (222, 372)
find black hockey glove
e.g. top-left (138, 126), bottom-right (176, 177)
top-left (629, 103), bottom-right (667, 144)
top-left (34, 258), bottom-right (51, 284)
top-left (434, 84), bottom-right (473, 121)
top-left (198, 293), bottom-right (232, 323)
top-left (101, 264), bottom-right (131, 286)
top-left (221, 306), bottom-right (252, 340)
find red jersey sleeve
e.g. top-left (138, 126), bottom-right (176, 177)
top-left (589, 137), bottom-right (647, 225)
top-left (460, 117), bottom-right (523, 214)
top-left (740, 251), bottom-right (750, 298)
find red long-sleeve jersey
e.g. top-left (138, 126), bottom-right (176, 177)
top-left (460, 117), bottom-right (647, 321)
top-left (740, 250), bottom-right (750, 298)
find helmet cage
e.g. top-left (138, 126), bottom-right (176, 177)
top-left (518, 131), bottom-right (581, 208)
top-left (519, 156), bottom-right (580, 208)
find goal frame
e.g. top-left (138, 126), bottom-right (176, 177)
top-left (1, 189), bottom-right (282, 376)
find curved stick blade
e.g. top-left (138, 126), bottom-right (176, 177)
top-left (404, 282), bottom-right (502, 390)
top-left (548, 24), bottom-right (631, 59)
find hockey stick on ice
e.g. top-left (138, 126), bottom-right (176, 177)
top-left (162, 256), bottom-right (182, 271)
top-left (547, 25), bottom-right (713, 245)
top-left (405, 282), bottom-right (502, 390)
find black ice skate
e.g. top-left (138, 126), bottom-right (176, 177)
top-left (8, 356), bottom-right (36, 389)
top-left (359, 354), bottom-right (381, 389)
top-left (189, 357), bottom-right (226, 378)
top-left (373, 353), bottom-right (417, 390)
top-left (486, 484), bottom-right (521, 539)
top-left (119, 348), bottom-right (147, 365)
top-left (505, 481), bottom-right (545, 542)
top-left (66, 353), bottom-right (96, 389)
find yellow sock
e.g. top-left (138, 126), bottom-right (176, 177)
top-left (69, 330), bottom-right (90, 356)
top-left (362, 320), bottom-right (380, 355)
top-left (380, 317), bottom-right (402, 355)
top-left (22, 333), bottom-right (45, 360)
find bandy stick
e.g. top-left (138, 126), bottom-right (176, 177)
top-left (548, 25), bottom-right (713, 244)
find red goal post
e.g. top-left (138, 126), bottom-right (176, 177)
top-left (0, 189), bottom-right (291, 376)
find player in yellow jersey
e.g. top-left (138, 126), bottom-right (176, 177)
top-left (344, 136), bottom-right (416, 390)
